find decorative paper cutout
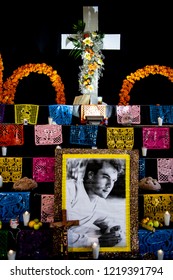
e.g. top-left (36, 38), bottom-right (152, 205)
top-left (41, 194), bottom-right (54, 223)
top-left (0, 192), bottom-right (30, 222)
top-left (32, 157), bottom-right (55, 182)
top-left (0, 157), bottom-right (22, 182)
top-left (143, 194), bottom-right (173, 223)
top-left (107, 127), bottom-right (134, 149)
top-left (0, 104), bottom-right (5, 123)
top-left (48, 105), bottom-right (73, 125)
top-left (142, 127), bottom-right (170, 149)
top-left (70, 125), bottom-right (98, 146)
top-left (34, 124), bottom-right (63, 145)
top-left (157, 158), bottom-right (173, 183)
top-left (0, 124), bottom-right (24, 146)
top-left (149, 105), bottom-right (173, 124)
top-left (14, 104), bottom-right (39, 124)
top-left (80, 105), bottom-right (107, 123)
top-left (116, 105), bottom-right (140, 124)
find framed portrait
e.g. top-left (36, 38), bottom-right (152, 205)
top-left (54, 148), bottom-right (139, 257)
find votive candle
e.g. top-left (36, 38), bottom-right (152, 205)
top-left (92, 242), bottom-right (100, 259)
top-left (157, 249), bottom-right (164, 260)
top-left (2, 146), bottom-right (7, 156)
top-left (7, 250), bottom-right (16, 260)
top-left (158, 117), bottom-right (163, 126)
top-left (48, 117), bottom-right (53, 125)
top-left (23, 211), bottom-right (30, 226)
top-left (164, 211), bottom-right (171, 226)
top-left (142, 147), bottom-right (147, 156)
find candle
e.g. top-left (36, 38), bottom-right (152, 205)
top-left (164, 211), bottom-right (171, 226)
top-left (2, 146), bottom-right (7, 156)
top-left (92, 242), bottom-right (100, 259)
top-left (142, 147), bottom-right (147, 156)
top-left (157, 249), bottom-right (164, 260)
top-left (56, 145), bottom-right (62, 149)
top-left (23, 211), bottom-right (30, 226)
top-left (158, 117), bottom-right (163, 126)
top-left (7, 250), bottom-right (16, 260)
top-left (48, 117), bottom-right (53, 124)
top-left (0, 175), bottom-right (3, 187)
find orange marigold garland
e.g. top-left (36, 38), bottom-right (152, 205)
top-left (118, 65), bottom-right (173, 105)
top-left (0, 56), bottom-right (66, 104)
top-left (0, 54), bottom-right (3, 97)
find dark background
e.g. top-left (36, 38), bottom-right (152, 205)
top-left (1, 1), bottom-right (173, 258)
top-left (1, 0), bottom-right (173, 105)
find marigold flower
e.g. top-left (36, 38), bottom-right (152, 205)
top-left (0, 56), bottom-right (66, 104)
top-left (118, 65), bottom-right (173, 105)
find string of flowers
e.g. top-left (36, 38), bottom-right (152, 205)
top-left (0, 54), bottom-right (3, 97)
top-left (118, 65), bottom-right (173, 105)
top-left (68, 20), bottom-right (105, 93)
top-left (0, 55), bottom-right (66, 104)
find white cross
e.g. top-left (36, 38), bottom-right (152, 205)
top-left (61, 6), bottom-right (121, 103)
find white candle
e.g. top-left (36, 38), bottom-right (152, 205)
top-left (158, 117), bottom-right (163, 126)
top-left (7, 250), bottom-right (16, 260)
top-left (48, 117), bottom-right (53, 124)
top-left (23, 211), bottom-right (30, 226)
top-left (157, 249), bottom-right (164, 260)
top-left (0, 175), bottom-right (3, 187)
top-left (164, 211), bottom-right (171, 226)
top-left (56, 145), bottom-right (62, 149)
top-left (2, 146), bottom-right (7, 156)
top-left (92, 242), bottom-right (100, 259)
top-left (142, 147), bottom-right (147, 156)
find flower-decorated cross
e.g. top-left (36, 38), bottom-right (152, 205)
top-left (61, 6), bottom-right (120, 104)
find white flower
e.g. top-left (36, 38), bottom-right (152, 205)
top-left (68, 21), bottom-right (105, 93)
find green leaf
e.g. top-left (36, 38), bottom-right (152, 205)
top-left (69, 48), bottom-right (82, 59)
top-left (72, 20), bottom-right (85, 33)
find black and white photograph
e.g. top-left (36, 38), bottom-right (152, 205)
top-left (63, 153), bottom-right (131, 252)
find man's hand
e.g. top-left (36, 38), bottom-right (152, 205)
top-left (99, 225), bottom-right (122, 247)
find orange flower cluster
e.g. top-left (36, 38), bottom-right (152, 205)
top-left (118, 65), bottom-right (173, 105)
top-left (0, 54), bottom-right (4, 97)
top-left (0, 55), bottom-right (66, 104)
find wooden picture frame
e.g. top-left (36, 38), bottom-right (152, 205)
top-left (54, 148), bottom-right (139, 258)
